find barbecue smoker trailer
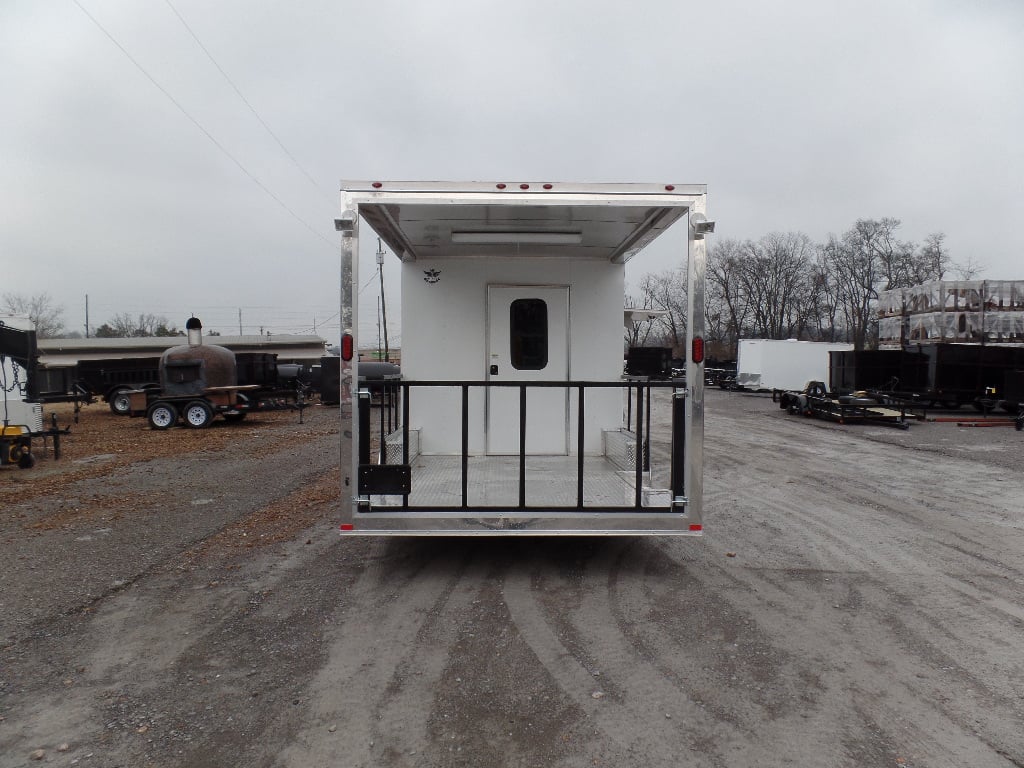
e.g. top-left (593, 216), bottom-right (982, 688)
top-left (337, 181), bottom-right (711, 535)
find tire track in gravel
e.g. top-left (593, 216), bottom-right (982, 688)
top-left (715, 449), bottom-right (1024, 684)
top-left (278, 538), bottom-right (486, 768)
top-left (648, 538), bottom-right (1024, 768)
top-left (675, 392), bottom-right (1024, 764)
top-left (739, 453), bottom-right (1024, 634)
top-left (651, 518), bottom-right (1019, 768)
top-left (702, 405), bottom-right (1024, 587)
top-left (502, 538), bottom-right (731, 767)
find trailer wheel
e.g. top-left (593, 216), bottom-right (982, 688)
top-left (222, 412), bottom-right (247, 423)
top-left (147, 402), bottom-right (178, 430)
top-left (184, 400), bottom-right (214, 428)
top-left (109, 388), bottom-right (132, 415)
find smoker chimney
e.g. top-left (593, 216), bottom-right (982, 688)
top-left (186, 316), bottom-right (203, 346)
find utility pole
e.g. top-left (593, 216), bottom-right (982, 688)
top-left (376, 296), bottom-right (382, 360)
top-left (377, 237), bottom-right (390, 362)
top-left (84, 294), bottom-right (90, 338)
top-left (238, 308), bottom-right (243, 335)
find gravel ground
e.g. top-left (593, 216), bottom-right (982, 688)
top-left (1, 390), bottom-right (1022, 768)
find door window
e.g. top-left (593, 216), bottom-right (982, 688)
top-left (510, 298), bottom-right (548, 370)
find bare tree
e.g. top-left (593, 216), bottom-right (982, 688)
top-left (100, 313), bottom-right (179, 337)
top-left (806, 255), bottom-right (844, 342)
top-left (918, 232), bottom-right (952, 281)
top-left (2, 292), bottom-right (66, 338)
top-left (735, 232), bottom-right (815, 340)
top-left (634, 269), bottom-right (688, 353)
top-left (824, 219), bottom-right (950, 349)
top-left (949, 254), bottom-right (986, 280)
top-left (706, 239), bottom-right (746, 355)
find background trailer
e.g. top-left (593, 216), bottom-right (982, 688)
top-left (735, 339), bottom-right (853, 392)
top-left (337, 181), bottom-right (712, 536)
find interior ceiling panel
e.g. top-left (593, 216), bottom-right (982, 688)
top-left (359, 202), bottom-right (685, 262)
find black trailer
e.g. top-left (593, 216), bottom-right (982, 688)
top-left (830, 344), bottom-right (1024, 410)
top-left (73, 357), bottom-right (162, 413)
top-left (829, 350), bottom-right (902, 394)
top-left (900, 343), bottom-right (1024, 409)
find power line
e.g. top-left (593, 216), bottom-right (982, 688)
top-left (72, 0), bottom-right (334, 248)
top-left (162, 0), bottom-right (333, 204)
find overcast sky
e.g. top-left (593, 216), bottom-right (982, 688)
top-left (2, 0), bottom-right (1022, 344)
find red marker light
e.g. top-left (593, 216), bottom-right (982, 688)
top-left (665, 184), bottom-right (675, 191)
top-left (692, 336), bottom-right (705, 364)
top-left (689, 524), bottom-right (702, 532)
top-left (519, 183), bottom-right (529, 189)
top-left (496, 183), bottom-right (506, 189)
top-left (340, 523), bottom-right (355, 531)
top-left (543, 183), bottom-right (553, 189)
top-left (371, 182), bottom-right (382, 188)
top-left (341, 333), bottom-right (354, 361)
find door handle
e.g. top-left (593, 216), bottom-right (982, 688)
top-left (490, 364), bottom-right (499, 375)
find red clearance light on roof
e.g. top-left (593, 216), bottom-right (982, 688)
top-left (543, 183), bottom-right (553, 189)
top-left (689, 524), bottom-right (702, 532)
top-left (520, 183), bottom-right (529, 189)
top-left (341, 333), bottom-right (354, 361)
top-left (371, 182), bottom-right (382, 188)
top-left (665, 184), bottom-right (675, 191)
top-left (340, 523), bottom-right (355, 531)
top-left (496, 183), bottom-right (507, 189)
top-left (692, 336), bottom-right (705, 364)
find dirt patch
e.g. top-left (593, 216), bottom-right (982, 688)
top-left (0, 402), bottom-right (326, 505)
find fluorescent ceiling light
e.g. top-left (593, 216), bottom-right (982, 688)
top-left (450, 231), bottom-right (583, 245)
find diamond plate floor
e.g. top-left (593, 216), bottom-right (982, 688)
top-left (375, 455), bottom-right (658, 508)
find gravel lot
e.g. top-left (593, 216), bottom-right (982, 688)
top-left (1, 389), bottom-right (1022, 767)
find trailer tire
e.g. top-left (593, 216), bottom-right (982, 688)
top-left (147, 402), bottom-right (178, 430)
top-left (184, 400), bottom-right (214, 429)
top-left (222, 412), bottom-right (247, 423)
top-left (109, 388), bottom-right (132, 415)
top-left (18, 451), bottom-right (35, 469)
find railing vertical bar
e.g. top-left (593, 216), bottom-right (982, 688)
top-left (626, 380), bottom-right (633, 428)
top-left (387, 380), bottom-right (394, 433)
top-left (634, 383), bottom-right (644, 509)
top-left (671, 387), bottom-right (686, 499)
top-left (358, 392), bottom-right (370, 465)
top-left (519, 384), bottom-right (527, 509)
top-left (644, 382), bottom-right (652, 472)
top-left (379, 388), bottom-right (387, 465)
top-left (402, 383), bottom-right (410, 509)
top-left (576, 384), bottom-right (585, 509)
top-left (461, 384), bottom-right (469, 509)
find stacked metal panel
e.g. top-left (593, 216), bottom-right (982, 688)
top-left (877, 280), bottom-right (1024, 346)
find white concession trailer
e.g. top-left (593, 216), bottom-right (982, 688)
top-left (336, 181), bottom-right (712, 535)
top-left (734, 339), bottom-right (854, 392)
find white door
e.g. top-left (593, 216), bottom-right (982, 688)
top-left (486, 285), bottom-right (569, 455)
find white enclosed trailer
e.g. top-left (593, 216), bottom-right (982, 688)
top-left (336, 181), bottom-right (711, 535)
top-left (735, 339), bottom-right (854, 392)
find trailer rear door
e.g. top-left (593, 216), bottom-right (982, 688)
top-left (486, 285), bottom-right (569, 455)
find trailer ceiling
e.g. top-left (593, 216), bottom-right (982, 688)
top-left (344, 183), bottom-right (702, 263)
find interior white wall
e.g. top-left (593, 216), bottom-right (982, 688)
top-left (400, 257), bottom-right (624, 454)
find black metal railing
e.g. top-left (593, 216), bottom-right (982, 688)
top-left (358, 379), bottom-right (685, 513)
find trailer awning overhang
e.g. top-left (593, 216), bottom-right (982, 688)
top-left (340, 181), bottom-right (707, 263)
